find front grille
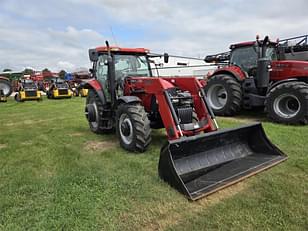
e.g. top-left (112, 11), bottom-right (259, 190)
top-left (58, 89), bottom-right (68, 95)
top-left (25, 90), bottom-right (37, 97)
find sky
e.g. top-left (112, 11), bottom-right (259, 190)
top-left (1, 0), bottom-right (308, 72)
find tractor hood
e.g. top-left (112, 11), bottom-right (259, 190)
top-left (271, 60), bottom-right (308, 81)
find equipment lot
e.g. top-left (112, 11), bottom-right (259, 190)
top-left (0, 97), bottom-right (307, 230)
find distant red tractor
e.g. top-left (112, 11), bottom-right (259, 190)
top-left (204, 36), bottom-right (308, 124)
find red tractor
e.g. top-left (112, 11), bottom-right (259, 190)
top-left (83, 42), bottom-right (287, 200)
top-left (0, 76), bottom-right (13, 98)
top-left (204, 36), bottom-right (308, 124)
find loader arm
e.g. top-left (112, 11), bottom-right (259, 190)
top-left (124, 77), bottom-right (216, 140)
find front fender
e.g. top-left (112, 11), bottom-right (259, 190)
top-left (117, 96), bottom-right (141, 105)
top-left (268, 78), bottom-right (301, 92)
top-left (83, 79), bottom-right (106, 105)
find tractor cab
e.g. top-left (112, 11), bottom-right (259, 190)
top-left (20, 79), bottom-right (37, 90)
top-left (229, 39), bottom-right (278, 76)
top-left (90, 46), bottom-right (153, 100)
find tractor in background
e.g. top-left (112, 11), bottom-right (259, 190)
top-left (204, 36), bottom-right (308, 124)
top-left (46, 78), bottom-right (73, 99)
top-left (15, 79), bottom-right (42, 102)
top-left (82, 41), bottom-right (287, 200)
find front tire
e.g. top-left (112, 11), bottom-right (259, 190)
top-left (204, 74), bottom-right (242, 116)
top-left (265, 81), bottom-right (308, 124)
top-left (116, 103), bottom-right (151, 152)
top-left (14, 93), bottom-right (23, 102)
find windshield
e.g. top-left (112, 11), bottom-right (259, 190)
top-left (230, 46), bottom-right (277, 72)
top-left (266, 47), bottom-right (277, 60)
top-left (114, 54), bottom-right (151, 79)
top-left (56, 79), bottom-right (65, 83)
top-left (22, 79), bottom-right (36, 89)
top-left (95, 53), bottom-right (151, 101)
top-left (230, 46), bottom-right (258, 72)
top-left (24, 79), bottom-right (34, 84)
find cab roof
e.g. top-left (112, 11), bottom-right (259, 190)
top-left (95, 46), bottom-right (150, 54)
top-left (230, 40), bottom-right (277, 49)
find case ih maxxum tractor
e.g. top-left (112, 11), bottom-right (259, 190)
top-left (83, 41), bottom-right (287, 200)
top-left (204, 36), bottom-right (308, 124)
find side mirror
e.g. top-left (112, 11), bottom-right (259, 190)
top-left (163, 53), bottom-right (169, 63)
top-left (89, 49), bottom-right (99, 62)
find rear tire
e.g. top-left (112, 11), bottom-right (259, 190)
top-left (116, 103), bottom-right (151, 152)
top-left (0, 79), bottom-right (12, 97)
top-left (86, 89), bottom-right (113, 133)
top-left (204, 74), bottom-right (242, 116)
top-left (265, 81), bottom-right (308, 124)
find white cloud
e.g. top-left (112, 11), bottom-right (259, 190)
top-left (57, 61), bottom-right (76, 71)
top-left (0, 25), bottom-right (107, 72)
top-left (1, 0), bottom-right (308, 71)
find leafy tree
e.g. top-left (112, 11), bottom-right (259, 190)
top-left (2, 68), bottom-right (12, 72)
top-left (59, 70), bottom-right (66, 79)
top-left (42, 68), bottom-right (50, 73)
top-left (23, 68), bottom-right (34, 75)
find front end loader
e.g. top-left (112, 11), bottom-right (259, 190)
top-left (83, 42), bottom-right (287, 200)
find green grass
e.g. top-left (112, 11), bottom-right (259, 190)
top-left (0, 97), bottom-right (307, 230)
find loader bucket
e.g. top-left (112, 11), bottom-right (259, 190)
top-left (158, 123), bottom-right (287, 200)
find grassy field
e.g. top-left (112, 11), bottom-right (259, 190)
top-left (0, 97), bottom-right (307, 231)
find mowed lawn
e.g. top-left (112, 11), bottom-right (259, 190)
top-left (0, 96), bottom-right (307, 231)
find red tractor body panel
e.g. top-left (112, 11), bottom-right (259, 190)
top-left (210, 65), bottom-right (246, 81)
top-left (87, 78), bottom-right (103, 91)
top-left (210, 60), bottom-right (308, 82)
top-left (271, 60), bottom-right (308, 81)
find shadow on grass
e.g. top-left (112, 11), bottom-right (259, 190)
top-left (216, 108), bottom-right (270, 126)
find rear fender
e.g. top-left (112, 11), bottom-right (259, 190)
top-left (0, 76), bottom-right (10, 81)
top-left (83, 79), bottom-right (106, 105)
